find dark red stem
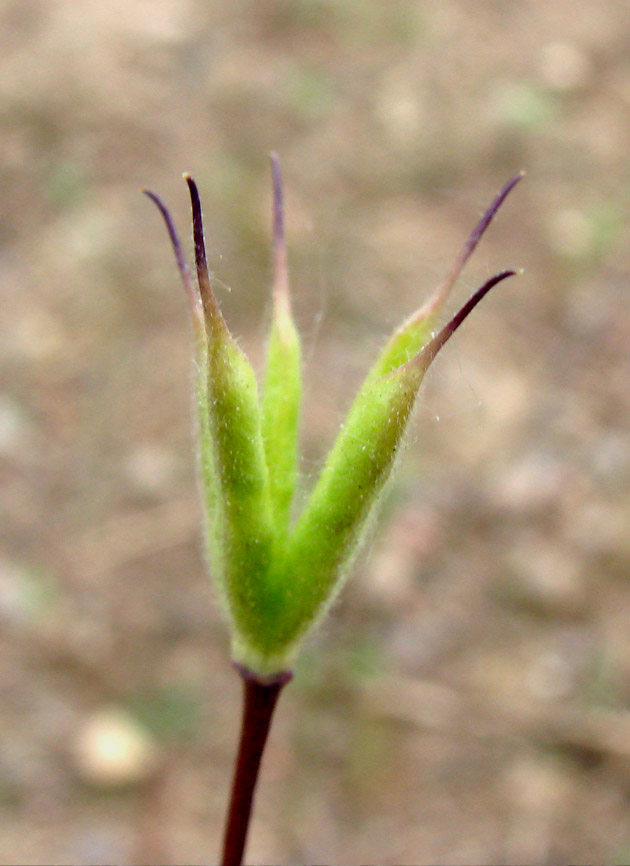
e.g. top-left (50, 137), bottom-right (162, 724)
top-left (221, 666), bottom-right (292, 866)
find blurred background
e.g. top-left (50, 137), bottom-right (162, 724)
top-left (2, 1), bottom-right (630, 862)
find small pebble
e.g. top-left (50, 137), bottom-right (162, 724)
top-left (73, 707), bottom-right (159, 788)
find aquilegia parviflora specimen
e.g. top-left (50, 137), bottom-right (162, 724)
top-left (144, 158), bottom-right (522, 865)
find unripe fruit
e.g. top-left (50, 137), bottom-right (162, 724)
top-left (145, 163), bottom-right (521, 678)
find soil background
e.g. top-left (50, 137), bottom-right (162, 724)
top-left (2, 2), bottom-right (630, 863)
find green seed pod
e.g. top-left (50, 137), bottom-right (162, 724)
top-left (146, 178), bottom-right (279, 665)
top-left (145, 168), bottom-right (521, 679)
top-left (255, 172), bottom-right (524, 660)
top-left (185, 176), bottom-right (281, 659)
top-left (269, 270), bottom-right (516, 659)
top-left (261, 154), bottom-right (302, 539)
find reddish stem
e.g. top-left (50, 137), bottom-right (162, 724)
top-left (221, 666), bottom-right (292, 866)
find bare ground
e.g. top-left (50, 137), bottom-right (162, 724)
top-left (1, 2), bottom-right (630, 863)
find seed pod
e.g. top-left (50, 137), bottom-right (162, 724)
top-left (256, 173), bottom-right (524, 659)
top-left (261, 153), bottom-right (302, 539)
top-left (271, 270), bottom-right (516, 657)
top-left (186, 176), bottom-right (283, 659)
top-left (146, 169), bottom-right (521, 678)
top-left (146, 178), bottom-right (278, 665)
